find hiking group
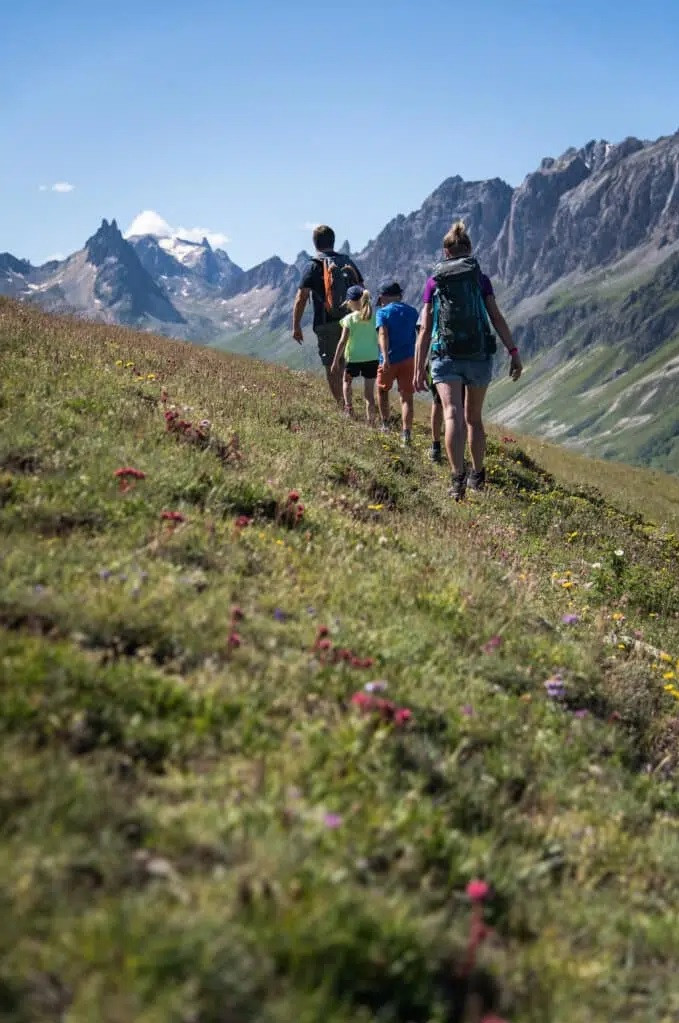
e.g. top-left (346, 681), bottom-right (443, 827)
top-left (292, 223), bottom-right (522, 501)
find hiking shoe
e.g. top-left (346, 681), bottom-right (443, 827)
top-left (468, 468), bottom-right (486, 492)
top-left (429, 442), bottom-right (442, 463)
top-left (379, 421), bottom-right (391, 433)
top-left (448, 471), bottom-right (467, 502)
top-left (400, 429), bottom-right (412, 447)
top-left (342, 405), bottom-right (353, 418)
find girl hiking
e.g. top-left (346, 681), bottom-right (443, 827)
top-left (331, 285), bottom-right (379, 423)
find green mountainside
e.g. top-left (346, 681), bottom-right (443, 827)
top-left (2, 298), bottom-right (679, 1021)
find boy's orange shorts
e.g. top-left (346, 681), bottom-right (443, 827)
top-left (377, 357), bottom-right (415, 396)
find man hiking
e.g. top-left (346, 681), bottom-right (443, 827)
top-left (292, 225), bottom-right (363, 405)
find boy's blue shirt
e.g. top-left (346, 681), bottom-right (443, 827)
top-left (375, 301), bottom-right (418, 363)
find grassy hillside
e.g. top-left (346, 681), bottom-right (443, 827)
top-left (2, 297), bottom-right (679, 1022)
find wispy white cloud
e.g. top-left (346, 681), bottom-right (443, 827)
top-left (124, 209), bottom-right (229, 248)
top-left (39, 182), bottom-right (75, 193)
top-left (302, 221), bottom-right (320, 231)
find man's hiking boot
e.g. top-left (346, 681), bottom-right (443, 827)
top-left (429, 442), bottom-right (442, 463)
top-left (448, 471), bottom-right (467, 502)
top-left (400, 429), bottom-right (412, 447)
top-left (379, 421), bottom-right (391, 433)
top-left (468, 467), bottom-right (486, 493)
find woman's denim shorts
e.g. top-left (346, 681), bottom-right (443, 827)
top-left (430, 355), bottom-right (493, 389)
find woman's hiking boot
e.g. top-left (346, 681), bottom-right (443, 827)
top-left (429, 441), bottom-right (442, 463)
top-left (448, 470), bottom-right (467, 502)
top-left (400, 429), bottom-right (412, 447)
top-left (468, 467), bottom-right (486, 492)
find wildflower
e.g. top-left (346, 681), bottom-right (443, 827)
top-left (663, 671), bottom-right (676, 681)
top-left (466, 880), bottom-right (490, 902)
top-left (114, 466), bottom-right (146, 492)
top-left (367, 503), bottom-right (383, 511)
top-left (98, 568), bottom-right (112, 580)
top-left (614, 549), bottom-right (624, 558)
top-left (316, 625), bottom-right (330, 639)
top-left (228, 631), bottom-right (241, 648)
top-left (234, 515), bottom-right (252, 529)
top-left (461, 704), bottom-right (475, 717)
top-left (502, 435), bottom-right (516, 443)
top-left (659, 652), bottom-right (672, 663)
top-left (273, 608), bottom-right (286, 621)
top-left (231, 606), bottom-right (244, 623)
top-left (115, 359), bottom-right (123, 367)
top-left (125, 361), bottom-right (134, 368)
top-left (146, 373), bottom-right (156, 381)
top-left (573, 709), bottom-right (589, 719)
top-left (482, 635), bottom-right (503, 654)
top-left (544, 674), bottom-right (566, 700)
top-left (318, 638), bottom-right (332, 652)
top-left (160, 510), bottom-right (185, 523)
top-left (561, 580), bottom-right (574, 590)
top-left (323, 813), bottom-right (342, 829)
top-left (287, 490), bottom-right (300, 503)
top-left (611, 611), bottom-right (625, 622)
top-left (365, 680), bottom-right (388, 693)
top-left (561, 613), bottom-right (579, 625)
top-left (394, 708), bottom-right (412, 726)
top-left (590, 562), bottom-right (602, 570)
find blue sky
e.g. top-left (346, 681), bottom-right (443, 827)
top-left (2, 0), bottom-right (678, 269)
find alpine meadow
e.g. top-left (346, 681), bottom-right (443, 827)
top-left (2, 296), bottom-right (679, 1022)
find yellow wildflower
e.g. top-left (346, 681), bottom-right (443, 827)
top-left (146, 373), bottom-right (157, 381)
top-left (115, 359), bottom-right (123, 367)
top-left (663, 671), bottom-right (676, 681)
top-left (611, 612), bottom-right (625, 622)
top-left (367, 504), bottom-right (383, 511)
top-left (659, 652), bottom-right (672, 663)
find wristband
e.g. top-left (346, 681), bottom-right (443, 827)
top-left (508, 347), bottom-right (518, 356)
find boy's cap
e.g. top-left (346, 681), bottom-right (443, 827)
top-left (378, 280), bottom-right (402, 297)
top-left (345, 285), bottom-right (364, 302)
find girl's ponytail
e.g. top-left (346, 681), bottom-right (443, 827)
top-left (358, 289), bottom-right (373, 322)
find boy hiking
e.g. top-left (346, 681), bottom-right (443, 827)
top-left (331, 285), bottom-right (378, 423)
top-left (414, 221), bottom-right (522, 500)
top-left (375, 281), bottom-right (419, 445)
top-left (292, 225), bottom-right (363, 405)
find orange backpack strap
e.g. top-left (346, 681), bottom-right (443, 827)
top-left (322, 258), bottom-right (333, 312)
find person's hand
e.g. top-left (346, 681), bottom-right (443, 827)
top-left (381, 355), bottom-right (390, 370)
top-left (330, 359), bottom-right (339, 376)
top-left (413, 369), bottom-right (426, 392)
top-left (292, 327), bottom-right (304, 344)
top-left (509, 351), bottom-right (522, 381)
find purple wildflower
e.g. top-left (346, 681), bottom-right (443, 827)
top-left (573, 709), bottom-right (589, 719)
top-left (461, 704), bottom-right (475, 717)
top-left (98, 569), bottom-right (112, 580)
top-left (364, 680), bottom-right (388, 693)
top-left (273, 608), bottom-right (287, 621)
top-left (482, 635), bottom-right (503, 654)
top-left (323, 813), bottom-right (342, 829)
top-left (561, 613), bottom-right (580, 625)
top-left (544, 674), bottom-right (566, 700)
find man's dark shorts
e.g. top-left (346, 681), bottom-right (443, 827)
top-left (315, 322), bottom-right (343, 367)
top-left (345, 360), bottom-right (378, 380)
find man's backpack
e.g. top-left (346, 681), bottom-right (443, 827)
top-left (314, 253), bottom-right (361, 321)
top-left (432, 257), bottom-right (496, 359)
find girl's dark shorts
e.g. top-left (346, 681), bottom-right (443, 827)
top-left (345, 360), bottom-right (379, 380)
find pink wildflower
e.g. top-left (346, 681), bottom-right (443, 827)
top-left (466, 880), bottom-right (490, 902)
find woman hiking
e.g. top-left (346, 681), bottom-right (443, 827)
top-left (414, 221), bottom-right (522, 501)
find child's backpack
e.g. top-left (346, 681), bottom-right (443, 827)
top-left (314, 254), bottom-right (361, 321)
top-left (431, 257), bottom-right (496, 359)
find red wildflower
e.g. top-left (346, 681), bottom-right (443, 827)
top-left (114, 467), bottom-right (146, 480)
top-left (316, 625), bottom-right (330, 638)
top-left (160, 510), bottom-right (185, 523)
top-left (335, 647), bottom-right (352, 662)
top-left (502, 435), bottom-right (516, 444)
top-left (361, 657), bottom-right (374, 669)
top-left (228, 631), bottom-right (241, 648)
top-left (318, 638), bottom-right (332, 652)
top-left (288, 490), bottom-right (300, 503)
top-left (482, 635), bottom-right (503, 654)
top-left (466, 880), bottom-right (490, 902)
top-left (234, 515), bottom-right (252, 529)
top-left (394, 708), bottom-right (412, 726)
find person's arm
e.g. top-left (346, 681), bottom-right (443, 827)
top-left (378, 325), bottom-right (390, 367)
top-left (484, 294), bottom-right (522, 381)
top-left (292, 288), bottom-right (310, 343)
top-left (414, 303), bottom-right (433, 390)
top-left (331, 326), bottom-right (349, 373)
